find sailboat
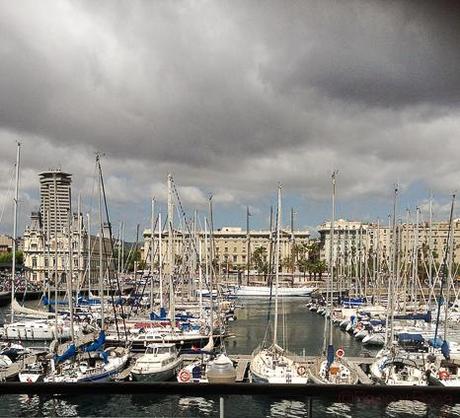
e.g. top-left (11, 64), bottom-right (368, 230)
top-left (425, 194), bottom-right (460, 387)
top-left (309, 172), bottom-right (358, 385)
top-left (249, 185), bottom-right (309, 384)
top-left (369, 186), bottom-right (427, 386)
top-left (0, 143), bottom-right (71, 341)
top-left (176, 196), bottom-right (236, 384)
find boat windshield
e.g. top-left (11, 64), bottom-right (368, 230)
top-left (146, 346), bottom-right (173, 355)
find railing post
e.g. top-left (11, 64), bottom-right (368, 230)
top-left (220, 396), bottom-right (224, 418)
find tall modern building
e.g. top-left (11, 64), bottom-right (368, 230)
top-left (39, 170), bottom-right (72, 237)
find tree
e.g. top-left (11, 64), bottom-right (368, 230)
top-left (314, 260), bottom-right (328, 279)
top-left (252, 246), bottom-right (268, 274)
top-left (0, 251), bottom-right (23, 265)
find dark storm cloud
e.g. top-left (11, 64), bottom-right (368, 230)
top-left (0, 0), bottom-right (460, 236)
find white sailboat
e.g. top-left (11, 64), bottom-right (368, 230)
top-left (249, 185), bottom-right (309, 384)
top-left (309, 172), bottom-right (357, 385)
top-left (369, 186), bottom-right (427, 386)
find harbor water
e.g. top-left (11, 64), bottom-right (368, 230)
top-left (0, 299), bottom-right (459, 417)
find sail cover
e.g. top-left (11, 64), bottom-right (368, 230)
top-left (83, 331), bottom-right (106, 353)
top-left (55, 344), bottom-right (76, 364)
top-left (327, 344), bottom-right (334, 366)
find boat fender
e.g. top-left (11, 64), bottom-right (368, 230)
top-left (336, 348), bottom-right (345, 359)
top-left (296, 365), bottom-right (307, 376)
top-left (438, 370), bottom-right (450, 380)
top-left (178, 369), bottom-right (191, 383)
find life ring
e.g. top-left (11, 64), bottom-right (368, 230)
top-left (297, 365), bottom-right (307, 376)
top-left (178, 369), bottom-right (191, 383)
top-left (438, 370), bottom-right (449, 380)
top-left (336, 348), bottom-right (345, 359)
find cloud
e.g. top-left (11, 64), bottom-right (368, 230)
top-left (0, 1), bottom-right (459, 237)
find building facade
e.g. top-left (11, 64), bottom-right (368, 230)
top-left (39, 170), bottom-right (72, 237)
top-left (142, 226), bottom-right (310, 274)
top-left (23, 170), bottom-right (113, 286)
top-left (0, 235), bottom-right (13, 253)
top-left (318, 218), bottom-right (460, 275)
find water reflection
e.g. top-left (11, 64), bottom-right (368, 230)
top-left (0, 394), bottom-right (459, 417)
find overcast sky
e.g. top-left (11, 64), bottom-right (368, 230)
top-left (1, 1), bottom-right (460, 239)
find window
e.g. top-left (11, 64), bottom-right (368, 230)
top-left (32, 257), bottom-right (37, 268)
top-left (233, 255), bottom-right (238, 263)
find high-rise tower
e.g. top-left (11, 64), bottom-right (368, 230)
top-left (39, 170), bottom-right (72, 237)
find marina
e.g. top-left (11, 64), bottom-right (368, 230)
top-left (1, 1), bottom-right (460, 415)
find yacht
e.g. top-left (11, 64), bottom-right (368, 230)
top-left (131, 343), bottom-right (182, 382)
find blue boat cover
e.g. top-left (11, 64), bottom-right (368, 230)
top-left (55, 344), bottom-right (76, 364)
top-left (42, 295), bottom-right (68, 306)
top-left (99, 351), bottom-right (109, 364)
top-left (398, 333), bottom-right (424, 342)
top-left (84, 331), bottom-right (106, 353)
top-left (150, 307), bottom-right (168, 321)
top-left (441, 340), bottom-right (450, 359)
top-left (429, 337), bottom-right (443, 348)
top-left (327, 344), bottom-right (334, 366)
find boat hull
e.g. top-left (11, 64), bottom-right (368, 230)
top-left (234, 286), bottom-right (315, 298)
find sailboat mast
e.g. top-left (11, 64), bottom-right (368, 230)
top-left (67, 210), bottom-right (75, 341)
top-left (434, 194), bottom-right (455, 342)
top-left (10, 141), bottom-right (20, 324)
top-left (273, 184), bottom-right (281, 346)
top-left (290, 208), bottom-right (295, 284)
top-left (167, 174), bottom-right (175, 322)
top-left (208, 197), bottom-right (215, 337)
top-left (246, 206), bottom-right (250, 285)
top-left (87, 213), bottom-right (91, 296)
top-left (98, 161), bottom-right (105, 330)
top-left (198, 236), bottom-right (203, 321)
top-left (121, 222), bottom-right (125, 273)
top-left (53, 173), bottom-right (59, 336)
top-left (428, 194), bottom-right (433, 304)
top-left (77, 195), bottom-right (82, 293)
top-left (150, 197), bottom-right (155, 310)
top-left (329, 171), bottom-right (337, 345)
top-left (385, 185), bottom-right (398, 348)
top-left (158, 212), bottom-right (163, 308)
top-left (444, 197), bottom-right (456, 341)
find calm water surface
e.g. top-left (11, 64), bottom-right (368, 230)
top-left (0, 299), bottom-right (459, 417)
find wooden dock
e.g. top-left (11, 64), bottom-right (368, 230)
top-left (235, 358), bottom-right (250, 382)
top-left (181, 354), bottom-right (374, 384)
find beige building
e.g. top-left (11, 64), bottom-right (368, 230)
top-left (142, 226), bottom-right (310, 274)
top-left (23, 211), bottom-right (114, 286)
top-left (0, 235), bottom-right (13, 253)
top-left (318, 218), bottom-right (460, 275)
